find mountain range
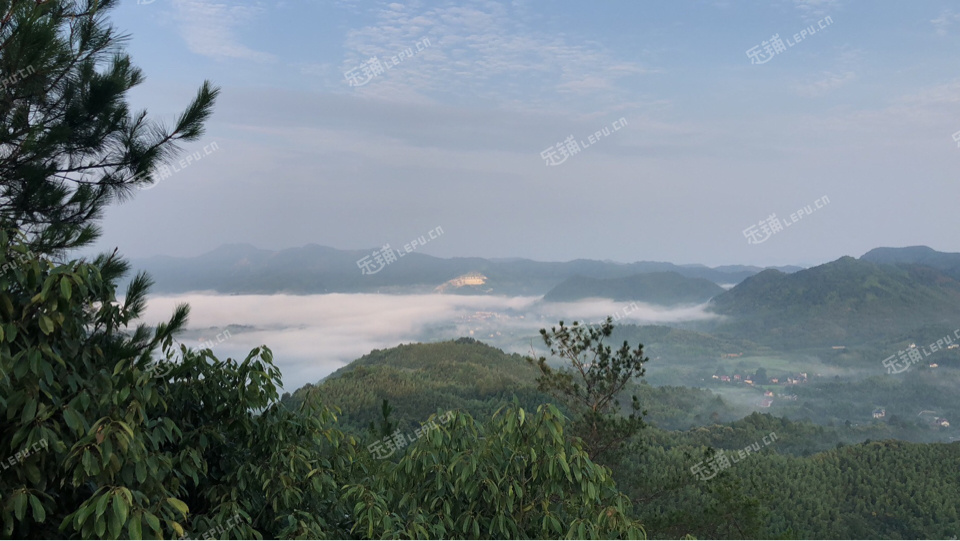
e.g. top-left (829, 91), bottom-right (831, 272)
top-left (129, 243), bottom-right (960, 350)
top-left (129, 243), bottom-right (802, 296)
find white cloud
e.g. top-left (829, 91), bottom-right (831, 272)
top-left (333, 0), bottom-right (654, 108)
top-left (140, 293), bottom-right (717, 390)
top-left (172, 0), bottom-right (275, 62)
top-left (931, 10), bottom-right (960, 36)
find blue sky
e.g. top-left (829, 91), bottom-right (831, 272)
top-left (92, 0), bottom-right (960, 267)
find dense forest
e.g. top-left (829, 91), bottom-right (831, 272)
top-left (289, 337), bottom-right (960, 539)
top-left (2, 1), bottom-right (959, 539)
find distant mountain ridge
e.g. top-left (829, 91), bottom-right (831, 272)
top-left (130, 243), bottom-right (803, 296)
top-left (861, 246), bottom-right (960, 280)
top-left (707, 255), bottom-right (960, 348)
top-left (543, 272), bottom-right (725, 305)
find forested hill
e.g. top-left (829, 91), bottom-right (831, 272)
top-left (288, 338), bottom-right (547, 431)
top-left (542, 272), bottom-right (725, 304)
top-left (285, 338), bottom-right (753, 432)
top-left (706, 256), bottom-right (960, 348)
top-left (286, 338), bottom-right (960, 539)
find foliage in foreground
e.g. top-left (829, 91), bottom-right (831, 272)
top-left (0, 233), bottom-right (645, 539)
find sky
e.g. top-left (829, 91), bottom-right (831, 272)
top-left (89, 0), bottom-right (960, 267)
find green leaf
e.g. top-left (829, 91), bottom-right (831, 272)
top-left (142, 513), bottom-right (160, 535)
top-left (63, 408), bottom-right (83, 433)
top-left (21, 397), bottom-right (37, 423)
top-left (39, 315), bottom-right (54, 335)
top-left (13, 493), bottom-right (27, 521)
top-left (112, 494), bottom-right (129, 526)
top-left (127, 516), bottom-right (142, 540)
top-left (96, 494), bottom-right (110, 519)
top-left (166, 497), bottom-right (189, 518)
top-left (108, 508), bottom-right (121, 539)
top-left (29, 495), bottom-right (45, 522)
top-left (60, 278), bottom-right (72, 300)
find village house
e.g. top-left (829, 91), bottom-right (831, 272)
top-left (872, 408), bottom-right (885, 419)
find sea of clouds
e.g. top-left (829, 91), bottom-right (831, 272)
top-left (140, 293), bottom-right (718, 391)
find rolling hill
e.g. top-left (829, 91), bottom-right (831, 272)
top-left (706, 256), bottom-right (960, 348)
top-left (284, 336), bottom-right (751, 432)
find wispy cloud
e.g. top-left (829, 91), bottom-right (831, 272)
top-left (792, 0), bottom-right (840, 19)
top-left (334, 0), bottom-right (654, 108)
top-left (172, 0), bottom-right (275, 62)
top-left (931, 9), bottom-right (960, 36)
top-left (796, 70), bottom-right (855, 97)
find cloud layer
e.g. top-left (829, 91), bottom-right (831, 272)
top-left (141, 293), bottom-right (717, 390)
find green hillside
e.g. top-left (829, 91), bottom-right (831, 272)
top-left (287, 337), bottom-right (752, 432)
top-left (283, 337), bottom-right (960, 539)
top-left (288, 338), bottom-right (548, 431)
top-left (707, 257), bottom-right (960, 348)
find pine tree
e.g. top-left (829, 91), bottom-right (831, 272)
top-left (0, 0), bottom-right (218, 255)
top-left (527, 317), bottom-right (648, 465)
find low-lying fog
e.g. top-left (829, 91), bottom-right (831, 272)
top-left (140, 293), bottom-right (719, 391)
